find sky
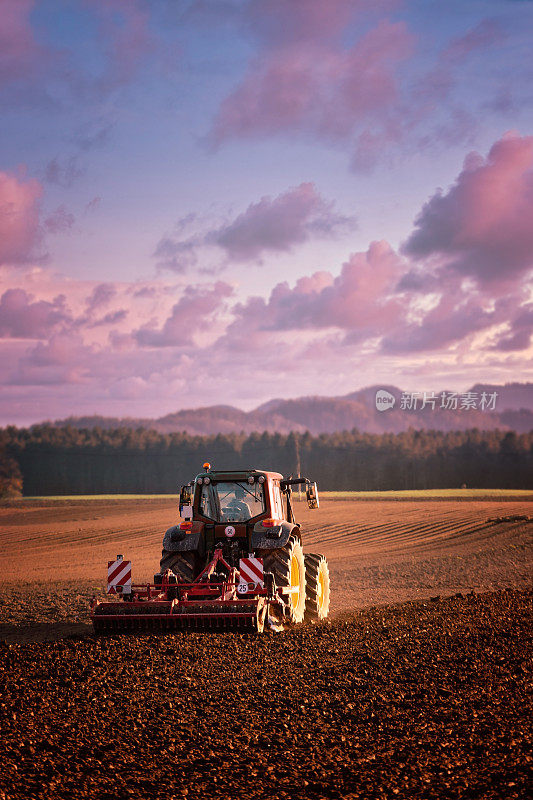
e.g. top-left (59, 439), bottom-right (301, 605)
top-left (0, 0), bottom-right (532, 426)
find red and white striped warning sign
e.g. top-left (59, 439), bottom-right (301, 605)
top-left (107, 556), bottom-right (132, 594)
top-left (239, 556), bottom-right (263, 589)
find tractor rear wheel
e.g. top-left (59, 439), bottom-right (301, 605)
top-left (304, 553), bottom-right (330, 621)
top-left (160, 550), bottom-right (197, 583)
top-left (259, 535), bottom-right (306, 624)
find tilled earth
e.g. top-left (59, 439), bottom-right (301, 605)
top-left (0, 589), bottom-right (531, 800)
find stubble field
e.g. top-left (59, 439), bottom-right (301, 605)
top-left (0, 494), bottom-right (531, 799)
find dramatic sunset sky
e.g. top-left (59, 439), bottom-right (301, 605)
top-left (1, 0), bottom-right (532, 425)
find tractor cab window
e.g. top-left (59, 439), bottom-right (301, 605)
top-left (200, 481), bottom-right (265, 522)
top-left (272, 482), bottom-right (284, 519)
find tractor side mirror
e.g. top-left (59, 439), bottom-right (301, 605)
top-left (179, 484), bottom-right (193, 518)
top-left (306, 481), bottom-right (319, 509)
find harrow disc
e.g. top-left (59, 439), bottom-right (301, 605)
top-left (91, 598), bottom-right (267, 634)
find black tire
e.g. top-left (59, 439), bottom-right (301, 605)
top-left (160, 550), bottom-right (198, 583)
top-left (304, 553), bottom-right (330, 621)
top-left (259, 535), bottom-right (306, 624)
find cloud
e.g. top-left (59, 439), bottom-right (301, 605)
top-left (0, 0), bottom-right (159, 112)
top-left (208, 6), bottom-right (515, 171)
top-left (210, 18), bottom-right (412, 150)
top-left (211, 183), bottom-right (356, 262)
top-left (135, 281), bottom-right (233, 347)
top-left (89, 308), bottom-right (129, 328)
top-left (85, 283), bottom-right (117, 313)
top-left (0, 288), bottom-right (70, 339)
top-left (88, 0), bottom-right (156, 92)
top-left (9, 333), bottom-right (94, 386)
top-left (132, 286), bottom-right (157, 298)
top-left (492, 303), bottom-right (533, 352)
top-left (45, 157), bottom-right (85, 188)
top-left (154, 183), bottom-right (356, 271)
top-left (72, 283), bottom-right (130, 332)
top-left (244, 0), bottom-right (370, 46)
top-left (442, 18), bottom-right (505, 63)
top-left (224, 241), bottom-right (405, 344)
top-left (0, 170), bottom-right (43, 265)
top-left (403, 133), bottom-right (533, 286)
top-left (153, 236), bottom-right (200, 273)
top-left (44, 206), bottom-right (75, 234)
top-left (416, 19), bottom-right (505, 106)
top-left (0, 0), bottom-right (50, 88)
top-left (381, 292), bottom-right (496, 354)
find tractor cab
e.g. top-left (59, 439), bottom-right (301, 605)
top-left (179, 464), bottom-right (319, 527)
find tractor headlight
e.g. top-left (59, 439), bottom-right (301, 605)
top-left (197, 477), bottom-right (204, 485)
top-left (204, 477), bottom-right (211, 484)
top-left (258, 475), bottom-right (265, 483)
top-left (247, 476), bottom-right (255, 484)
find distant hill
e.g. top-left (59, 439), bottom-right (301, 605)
top-left (48, 382), bottom-right (533, 435)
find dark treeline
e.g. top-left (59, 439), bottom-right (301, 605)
top-left (1, 425), bottom-right (532, 496)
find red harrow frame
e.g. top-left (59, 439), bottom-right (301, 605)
top-left (90, 549), bottom-right (288, 634)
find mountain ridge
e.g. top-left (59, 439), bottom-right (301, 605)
top-left (41, 382), bottom-right (533, 435)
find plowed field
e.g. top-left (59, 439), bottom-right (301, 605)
top-left (0, 496), bottom-right (531, 800)
top-left (0, 495), bottom-right (531, 638)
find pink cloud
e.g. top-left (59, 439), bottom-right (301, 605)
top-left (492, 303), bottom-right (533, 352)
top-left (79, 284), bottom-right (127, 329)
top-left (85, 283), bottom-right (116, 313)
top-left (0, 170), bottom-right (43, 265)
top-left (0, 0), bottom-right (158, 110)
top-left (135, 282), bottom-right (233, 347)
top-left (442, 18), bottom-right (505, 63)
top-left (89, 309), bottom-right (128, 327)
top-left (0, 288), bottom-right (70, 339)
top-left (244, 0), bottom-right (368, 46)
top-left (403, 133), bottom-right (533, 286)
top-left (0, 0), bottom-right (46, 86)
top-left (132, 286), bottom-right (157, 298)
top-left (381, 292), bottom-right (496, 354)
top-left (225, 241), bottom-right (405, 343)
top-left (154, 183), bottom-right (355, 271)
top-left (9, 334), bottom-right (93, 386)
top-left (86, 0), bottom-right (156, 92)
top-left (416, 20), bottom-right (505, 107)
top-left (210, 19), bottom-right (413, 148)
top-left (212, 183), bottom-right (356, 262)
top-left (209, 8), bottom-right (514, 170)
top-left (153, 236), bottom-right (199, 273)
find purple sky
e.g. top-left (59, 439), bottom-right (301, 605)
top-left (1, 0), bottom-right (532, 425)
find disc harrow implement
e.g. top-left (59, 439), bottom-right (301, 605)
top-left (91, 550), bottom-right (279, 634)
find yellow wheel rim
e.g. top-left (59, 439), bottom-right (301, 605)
top-left (317, 568), bottom-right (325, 610)
top-left (290, 554), bottom-right (300, 609)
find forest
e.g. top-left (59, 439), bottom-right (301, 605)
top-left (0, 425), bottom-right (531, 496)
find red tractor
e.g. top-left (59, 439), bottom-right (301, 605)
top-left (91, 464), bottom-right (330, 633)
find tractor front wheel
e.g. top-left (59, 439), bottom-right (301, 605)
top-left (304, 553), bottom-right (330, 621)
top-left (259, 535), bottom-right (306, 624)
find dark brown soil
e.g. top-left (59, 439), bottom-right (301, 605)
top-left (0, 589), bottom-right (531, 800)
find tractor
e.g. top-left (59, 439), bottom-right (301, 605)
top-left (91, 464), bottom-right (330, 633)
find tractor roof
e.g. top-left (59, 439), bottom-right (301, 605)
top-left (195, 468), bottom-right (283, 481)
